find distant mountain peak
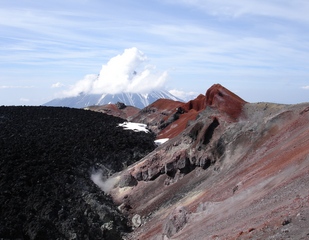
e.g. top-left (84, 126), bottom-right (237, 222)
top-left (44, 90), bottom-right (183, 109)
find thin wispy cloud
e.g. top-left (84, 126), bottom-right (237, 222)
top-left (1, 0), bottom-right (309, 105)
top-left (169, 89), bottom-right (199, 102)
top-left (0, 85), bottom-right (35, 89)
top-left (146, 23), bottom-right (309, 76)
top-left (172, 0), bottom-right (309, 22)
top-left (51, 82), bottom-right (64, 88)
top-left (20, 98), bottom-right (30, 102)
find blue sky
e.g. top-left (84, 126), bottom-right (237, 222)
top-left (1, 0), bottom-right (309, 105)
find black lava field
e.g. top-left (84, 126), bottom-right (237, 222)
top-left (0, 106), bottom-right (156, 239)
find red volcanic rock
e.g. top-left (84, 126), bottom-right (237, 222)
top-left (205, 83), bottom-right (247, 120)
top-left (144, 94), bottom-right (208, 139)
top-left (131, 84), bottom-right (247, 140)
top-left (157, 110), bottom-right (199, 139)
top-left (129, 98), bottom-right (184, 135)
top-left (182, 94), bottom-right (206, 112)
top-left (159, 83), bottom-right (248, 138)
top-left (147, 98), bottom-right (182, 111)
top-left (155, 94), bottom-right (208, 139)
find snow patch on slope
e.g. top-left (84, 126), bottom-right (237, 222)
top-left (118, 122), bottom-right (150, 133)
top-left (155, 138), bottom-right (169, 146)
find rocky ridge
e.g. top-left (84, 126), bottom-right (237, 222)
top-left (85, 102), bottom-right (140, 120)
top-left (104, 84), bottom-right (309, 239)
top-left (128, 84), bottom-right (246, 140)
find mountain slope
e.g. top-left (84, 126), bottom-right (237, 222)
top-left (104, 84), bottom-right (309, 239)
top-left (85, 102), bottom-right (140, 120)
top-left (44, 90), bottom-right (182, 109)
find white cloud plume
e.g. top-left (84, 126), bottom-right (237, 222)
top-left (61, 47), bottom-right (168, 97)
top-left (301, 86), bottom-right (309, 90)
top-left (51, 82), bottom-right (64, 88)
top-left (169, 89), bottom-right (199, 102)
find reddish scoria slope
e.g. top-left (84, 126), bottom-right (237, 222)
top-left (131, 84), bottom-right (246, 140)
top-left (128, 94), bottom-right (206, 139)
top-left (157, 94), bottom-right (207, 139)
top-left (106, 84), bottom-right (309, 239)
top-left (128, 98), bottom-right (184, 136)
top-left (205, 83), bottom-right (247, 121)
top-left (129, 94), bottom-right (206, 139)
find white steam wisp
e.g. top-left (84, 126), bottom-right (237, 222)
top-left (90, 170), bottom-right (119, 194)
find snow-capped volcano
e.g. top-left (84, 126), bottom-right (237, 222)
top-left (43, 90), bottom-right (183, 109)
top-left (45, 48), bottom-right (184, 108)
